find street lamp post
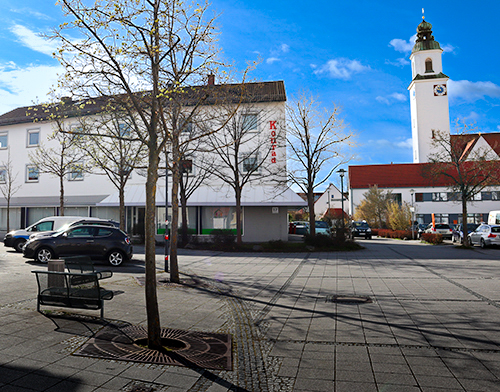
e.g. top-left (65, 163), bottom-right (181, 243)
top-left (337, 168), bottom-right (346, 232)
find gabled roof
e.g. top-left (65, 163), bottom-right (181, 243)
top-left (450, 133), bottom-right (500, 160)
top-left (0, 80), bottom-right (286, 126)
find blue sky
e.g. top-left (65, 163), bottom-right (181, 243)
top-left (1, 1), bottom-right (499, 174)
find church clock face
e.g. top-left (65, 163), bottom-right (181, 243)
top-left (433, 84), bottom-right (447, 96)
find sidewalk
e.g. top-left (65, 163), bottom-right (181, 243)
top-left (1, 240), bottom-right (500, 391)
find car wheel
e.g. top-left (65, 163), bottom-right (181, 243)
top-left (480, 239), bottom-right (487, 249)
top-left (108, 250), bottom-right (125, 266)
top-left (14, 239), bottom-right (26, 252)
top-left (36, 247), bottom-right (53, 263)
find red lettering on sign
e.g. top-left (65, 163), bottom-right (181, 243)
top-left (270, 138), bottom-right (276, 144)
top-left (272, 151), bottom-right (276, 157)
top-left (270, 121), bottom-right (277, 130)
top-left (271, 130), bottom-right (276, 137)
top-left (271, 157), bottom-right (276, 163)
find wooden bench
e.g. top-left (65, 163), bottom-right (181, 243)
top-left (63, 256), bottom-right (113, 280)
top-left (32, 270), bottom-right (114, 318)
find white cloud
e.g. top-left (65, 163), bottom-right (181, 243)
top-left (442, 44), bottom-right (455, 53)
top-left (314, 58), bottom-right (370, 80)
top-left (280, 44), bottom-right (290, 53)
top-left (448, 79), bottom-right (500, 102)
top-left (376, 92), bottom-right (407, 105)
top-left (10, 24), bottom-right (58, 57)
top-left (389, 35), bottom-right (416, 53)
top-left (266, 57), bottom-right (280, 64)
top-left (0, 62), bottom-right (63, 114)
top-left (370, 138), bottom-right (412, 150)
top-left (10, 7), bottom-right (53, 21)
top-left (385, 58), bottom-right (410, 67)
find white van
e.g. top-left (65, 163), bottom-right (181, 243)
top-left (4, 216), bottom-right (88, 252)
top-left (488, 211), bottom-right (500, 225)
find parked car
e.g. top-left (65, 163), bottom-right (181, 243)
top-left (349, 221), bottom-right (372, 239)
top-left (468, 224), bottom-right (500, 248)
top-left (4, 216), bottom-right (86, 252)
top-left (291, 221), bottom-right (309, 235)
top-left (424, 223), bottom-right (453, 239)
top-left (312, 221), bottom-right (331, 236)
top-left (23, 225), bottom-right (133, 266)
top-left (28, 218), bottom-right (120, 241)
top-left (452, 223), bottom-right (480, 243)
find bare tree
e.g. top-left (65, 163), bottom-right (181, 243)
top-left (424, 125), bottom-right (499, 246)
top-left (50, 0), bottom-right (231, 350)
top-left (76, 110), bottom-right (147, 230)
top-left (202, 95), bottom-right (286, 244)
top-left (0, 150), bottom-right (22, 233)
top-left (287, 93), bottom-right (354, 235)
top-left (29, 123), bottom-right (89, 216)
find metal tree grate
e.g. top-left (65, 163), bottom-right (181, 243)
top-left (325, 295), bottom-right (373, 304)
top-left (73, 325), bottom-right (232, 370)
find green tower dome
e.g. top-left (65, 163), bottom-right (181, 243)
top-left (412, 18), bottom-right (442, 53)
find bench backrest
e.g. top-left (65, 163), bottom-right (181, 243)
top-left (63, 256), bottom-right (95, 274)
top-left (32, 270), bottom-right (101, 298)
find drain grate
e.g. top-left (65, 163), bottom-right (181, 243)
top-left (73, 325), bottom-right (232, 370)
top-left (325, 295), bottom-right (372, 304)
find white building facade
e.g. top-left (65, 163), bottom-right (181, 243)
top-left (0, 81), bottom-right (306, 241)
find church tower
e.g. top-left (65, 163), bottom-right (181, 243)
top-left (408, 16), bottom-right (450, 163)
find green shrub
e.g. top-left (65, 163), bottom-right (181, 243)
top-left (421, 233), bottom-right (443, 244)
top-left (211, 229), bottom-right (236, 246)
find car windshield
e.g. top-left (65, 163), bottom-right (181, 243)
top-left (315, 221), bottom-right (329, 228)
top-left (353, 222), bottom-right (369, 228)
top-left (435, 224), bottom-right (450, 229)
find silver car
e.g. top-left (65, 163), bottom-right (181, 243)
top-left (424, 223), bottom-right (453, 239)
top-left (468, 224), bottom-right (500, 248)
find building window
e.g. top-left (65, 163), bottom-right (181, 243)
top-left (200, 206), bottom-right (242, 235)
top-left (27, 129), bottom-right (40, 147)
top-left (0, 132), bottom-right (8, 149)
top-left (26, 165), bottom-right (39, 183)
top-left (0, 167), bottom-right (6, 184)
top-left (432, 192), bottom-right (447, 202)
top-left (425, 58), bottom-right (433, 73)
top-left (241, 154), bottom-right (258, 174)
top-left (242, 114), bottom-right (258, 132)
top-left (180, 119), bottom-right (193, 133)
top-left (447, 192), bottom-right (460, 201)
top-left (415, 193), bottom-right (432, 202)
top-left (482, 191), bottom-right (500, 200)
top-left (118, 123), bottom-right (131, 137)
top-left (433, 214), bottom-right (449, 224)
top-left (68, 163), bottom-right (84, 181)
top-left (180, 159), bottom-right (193, 175)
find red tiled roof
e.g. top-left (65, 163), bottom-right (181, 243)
top-left (349, 161), bottom-right (500, 189)
top-left (349, 162), bottom-right (451, 189)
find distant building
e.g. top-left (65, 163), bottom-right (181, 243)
top-left (348, 17), bottom-right (500, 226)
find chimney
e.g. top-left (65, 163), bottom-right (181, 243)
top-left (208, 74), bottom-right (215, 86)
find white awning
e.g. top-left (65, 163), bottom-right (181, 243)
top-left (96, 184), bottom-right (307, 207)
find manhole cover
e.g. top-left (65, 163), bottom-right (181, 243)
top-left (325, 295), bottom-right (372, 304)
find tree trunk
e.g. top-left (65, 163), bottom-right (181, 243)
top-left (180, 177), bottom-right (188, 247)
top-left (119, 186), bottom-right (126, 231)
top-left (6, 197), bottom-right (10, 232)
top-left (169, 157), bottom-right (180, 283)
top-left (145, 147), bottom-right (162, 350)
top-left (59, 175), bottom-right (65, 216)
top-left (307, 188), bottom-right (315, 236)
top-left (236, 186), bottom-right (242, 244)
top-left (461, 195), bottom-right (469, 247)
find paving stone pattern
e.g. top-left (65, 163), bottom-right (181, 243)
top-left (0, 240), bottom-right (500, 391)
